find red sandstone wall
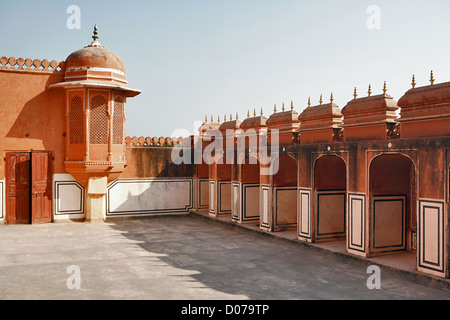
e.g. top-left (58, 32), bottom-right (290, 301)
top-left (0, 70), bottom-right (65, 180)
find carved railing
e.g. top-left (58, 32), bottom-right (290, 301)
top-left (0, 56), bottom-right (65, 73)
top-left (125, 136), bottom-right (185, 147)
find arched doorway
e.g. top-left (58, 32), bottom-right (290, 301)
top-left (369, 154), bottom-right (416, 256)
top-left (313, 155), bottom-right (347, 242)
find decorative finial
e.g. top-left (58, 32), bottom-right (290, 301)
top-left (93, 24), bottom-right (99, 41)
top-left (205, 115), bottom-right (208, 123)
top-left (224, 114), bottom-right (227, 122)
top-left (291, 100), bottom-right (294, 111)
top-left (430, 70), bottom-right (435, 85)
top-left (230, 113), bottom-right (233, 121)
top-left (236, 112), bottom-right (239, 120)
top-left (319, 94), bottom-right (323, 105)
top-left (330, 92), bottom-right (334, 103)
top-left (411, 74), bottom-right (416, 88)
top-left (383, 81), bottom-right (387, 95)
top-left (368, 84), bottom-right (372, 97)
top-left (274, 104), bottom-right (277, 113)
top-left (247, 110), bottom-right (250, 118)
top-left (218, 115), bottom-right (220, 123)
top-left (211, 115), bottom-right (213, 123)
top-left (353, 87), bottom-right (358, 100)
top-left (253, 108), bottom-right (256, 117)
top-left (308, 97), bottom-right (311, 107)
top-left (260, 107), bottom-right (263, 116)
top-left (282, 102), bottom-right (285, 112)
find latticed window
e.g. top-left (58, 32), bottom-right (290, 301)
top-left (90, 95), bottom-right (108, 144)
top-left (113, 97), bottom-right (124, 144)
top-left (69, 96), bottom-right (84, 144)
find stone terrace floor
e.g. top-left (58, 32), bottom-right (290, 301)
top-left (0, 213), bottom-right (449, 300)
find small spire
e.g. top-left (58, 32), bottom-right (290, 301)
top-left (93, 25), bottom-right (99, 40)
top-left (382, 81), bottom-right (387, 95)
top-left (253, 108), bottom-right (256, 117)
top-left (236, 112), bottom-right (239, 120)
top-left (218, 115), bottom-right (220, 123)
top-left (230, 113), bottom-right (233, 121)
top-left (330, 92), bottom-right (334, 103)
top-left (224, 114), bottom-right (227, 122)
top-left (353, 87), bottom-right (358, 100)
top-left (260, 107), bottom-right (263, 116)
top-left (368, 84), bottom-right (372, 97)
top-left (430, 70), bottom-right (435, 85)
top-left (274, 104), bottom-right (277, 113)
top-left (291, 100), bottom-right (294, 111)
top-left (211, 115), bottom-right (213, 123)
top-left (307, 97), bottom-right (311, 107)
top-left (205, 115), bottom-right (208, 123)
top-left (90, 24), bottom-right (101, 47)
top-left (319, 94), bottom-right (323, 105)
top-left (282, 102), bottom-right (285, 112)
top-left (411, 74), bottom-right (416, 88)
top-left (247, 110), bottom-right (250, 118)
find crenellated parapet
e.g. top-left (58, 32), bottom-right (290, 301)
top-left (0, 56), bottom-right (65, 73)
top-left (125, 136), bottom-right (185, 147)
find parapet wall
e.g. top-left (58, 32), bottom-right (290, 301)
top-left (0, 56), bottom-right (65, 73)
top-left (125, 136), bottom-right (185, 147)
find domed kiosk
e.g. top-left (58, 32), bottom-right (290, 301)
top-left (50, 25), bottom-right (141, 221)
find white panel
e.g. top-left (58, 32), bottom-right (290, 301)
top-left (298, 189), bottom-right (311, 239)
top-left (209, 180), bottom-right (216, 213)
top-left (419, 199), bottom-right (444, 275)
top-left (54, 174), bottom-right (85, 220)
top-left (58, 184), bottom-right (83, 212)
top-left (232, 182), bottom-right (240, 220)
top-left (423, 207), bottom-right (439, 264)
top-left (260, 186), bottom-right (270, 228)
top-left (351, 198), bottom-right (362, 247)
top-left (107, 179), bottom-right (192, 216)
top-left (348, 193), bottom-right (366, 253)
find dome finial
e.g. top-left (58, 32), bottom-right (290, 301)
top-left (89, 24), bottom-right (102, 47)
top-left (93, 24), bottom-right (99, 41)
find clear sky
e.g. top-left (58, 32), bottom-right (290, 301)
top-left (2, 0), bottom-right (450, 137)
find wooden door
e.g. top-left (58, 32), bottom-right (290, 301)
top-left (6, 153), bottom-right (31, 224)
top-left (31, 152), bottom-right (53, 224)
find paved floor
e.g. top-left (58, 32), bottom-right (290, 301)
top-left (0, 214), bottom-right (449, 300)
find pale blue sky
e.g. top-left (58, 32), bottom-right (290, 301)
top-left (2, 0), bottom-right (450, 137)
